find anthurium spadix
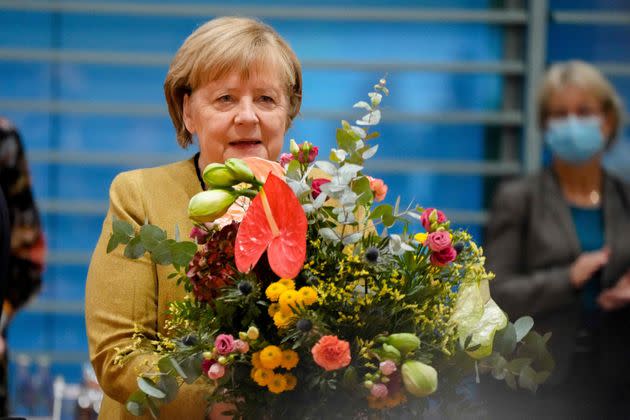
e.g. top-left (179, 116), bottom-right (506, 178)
top-left (235, 173), bottom-right (307, 279)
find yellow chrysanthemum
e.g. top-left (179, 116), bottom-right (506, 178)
top-left (284, 374), bottom-right (297, 391)
top-left (298, 286), bottom-right (318, 306)
top-left (414, 232), bottom-right (428, 243)
top-left (268, 303), bottom-right (281, 317)
top-left (278, 278), bottom-right (295, 290)
top-left (273, 311), bottom-right (294, 329)
top-left (260, 345), bottom-right (283, 370)
top-left (253, 368), bottom-right (274, 386)
top-left (265, 282), bottom-right (287, 302)
top-left (280, 349), bottom-right (299, 370)
top-left (279, 290), bottom-right (301, 314)
top-left (250, 367), bottom-right (258, 380)
top-left (267, 373), bottom-right (287, 394)
top-left (251, 352), bottom-right (262, 369)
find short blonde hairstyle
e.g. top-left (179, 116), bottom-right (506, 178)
top-left (537, 60), bottom-right (624, 142)
top-left (164, 17), bottom-right (303, 148)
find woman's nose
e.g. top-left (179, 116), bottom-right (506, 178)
top-left (234, 99), bottom-right (259, 125)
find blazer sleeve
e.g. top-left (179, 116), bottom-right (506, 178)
top-left (485, 180), bottom-right (576, 318)
top-left (85, 171), bottom-right (160, 404)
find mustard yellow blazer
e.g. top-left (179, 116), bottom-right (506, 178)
top-left (86, 157), bottom-right (210, 419)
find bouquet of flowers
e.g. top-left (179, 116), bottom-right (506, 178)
top-left (109, 80), bottom-right (553, 419)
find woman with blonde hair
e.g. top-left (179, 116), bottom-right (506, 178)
top-left (484, 60), bottom-right (630, 418)
top-left (85, 16), bottom-right (302, 419)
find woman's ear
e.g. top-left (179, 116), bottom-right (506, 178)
top-left (182, 93), bottom-right (195, 135)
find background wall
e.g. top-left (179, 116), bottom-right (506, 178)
top-left (0, 0), bottom-right (628, 416)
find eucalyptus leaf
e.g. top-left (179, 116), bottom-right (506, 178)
top-left (336, 128), bottom-right (357, 151)
top-left (158, 356), bottom-right (188, 380)
top-left (179, 353), bottom-right (203, 384)
top-left (342, 232), bottom-right (363, 245)
top-left (319, 228), bottom-right (340, 243)
top-left (137, 377), bottom-right (166, 399)
top-left (314, 161), bottom-right (338, 176)
top-left (353, 100), bottom-right (372, 111)
top-left (362, 145), bottom-right (379, 160)
top-left (370, 204), bottom-right (393, 220)
top-left (126, 391), bottom-right (147, 416)
top-left (158, 375), bottom-right (179, 403)
top-left (493, 323), bottom-right (517, 355)
top-left (124, 236), bottom-right (146, 259)
top-left (356, 110), bottom-right (381, 126)
top-left (113, 219), bottom-right (134, 238)
top-left (514, 316), bottom-right (534, 342)
top-left (151, 239), bottom-right (174, 265)
top-left (140, 224), bottom-right (167, 251)
top-left (170, 241), bottom-right (198, 268)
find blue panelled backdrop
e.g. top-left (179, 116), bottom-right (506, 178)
top-left (0, 0), bottom-right (628, 416)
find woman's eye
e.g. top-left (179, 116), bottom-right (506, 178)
top-left (259, 95), bottom-right (275, 104)
top-left (217, 95), bottom-right (233, 103)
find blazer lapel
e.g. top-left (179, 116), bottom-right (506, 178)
top-left (542, 170), bottom-right (582, 258)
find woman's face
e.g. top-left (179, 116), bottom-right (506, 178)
top-left (183, 67), bottom-right (289, 168)
top-left (545, 84), bottom-right (613, 140)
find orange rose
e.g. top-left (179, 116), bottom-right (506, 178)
top-left (367, 176), bottom-right (388, 202)
top-left (311, 335), bottom-right (351, 371)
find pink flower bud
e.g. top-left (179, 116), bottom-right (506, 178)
top-left (370, 383), bottom-right (389, 399)
top-left (234, 339), bottom-right (250, 354)
top-left (207, 363), bottom-right (226, 380)
top-left (379, 360), bottom-right (397, 376)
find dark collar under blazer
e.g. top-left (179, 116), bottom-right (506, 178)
top-left (484, 168), bottom-right (630, 383)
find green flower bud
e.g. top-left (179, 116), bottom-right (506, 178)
top-left (401, 360), bottom-right (438, 397)
top-left (290, 139), bottom-right (300, 155)
top-left (363, 380), bottom-right (374, 389)
top-left (386, 333), bottom-right (420, 355)
top-left (375, 343), bottom-right (401, 363)
top-left (188, 189), bottom-right (236, 223)
top-left (246, 326), bottom-right (259, 340)
top-left (203, 351), bottom-right (213, 360)
top-left (225, 158), bottom-right (256, 183)
top-left (238, 332), bottom-right (248, 341)
top-left (218, 356), bottom-right (227, 365)
top-left (202, 163), bottom-right (238, 188)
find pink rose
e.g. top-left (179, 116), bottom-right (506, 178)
top-left (234, 339), bottom-right (250, 354)
top-left (420, 208), bottom-right (447, 232)
top-left (207, 363), bottom-right (225, 380)
top-left (371, 383), bottom-right (389, 399)
top-left (379, 360), bottom-right (397, 376)
top-left (367, 176), bottom-right (388, 202)
top-left (430, 246), bottom-right (457, 267)
top-left (311, 335), bottom-right (351, 371)
top-left (279, 153), bottom-right (294, 168)
top-left (425, 231), bottom-right (451, 252)
top-left (214, 334), bottom-right (235, 355)
top-left (311, 178), bottom-right (331, 199)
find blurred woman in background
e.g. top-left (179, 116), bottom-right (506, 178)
top-left (484, 60), bottom-right (630, 419)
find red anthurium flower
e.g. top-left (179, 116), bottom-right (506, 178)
top-left (235, 173), bottom-right (307, 279)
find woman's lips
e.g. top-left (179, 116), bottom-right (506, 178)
top-left (229, 140), bottom-right (262, 146)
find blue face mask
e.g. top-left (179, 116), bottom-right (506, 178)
top-left (544, 116), bottom-right (605, 163)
